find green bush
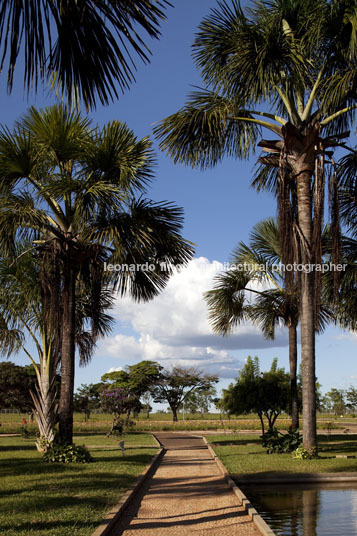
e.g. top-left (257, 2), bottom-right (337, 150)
top-left (261, 427), bottom-right (302, 454)
top-left (292, 446), bottom-right (318, 459)
top-left (43, 443), bottom-right (93, 463)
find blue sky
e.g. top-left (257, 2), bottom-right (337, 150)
top-left (1, 0), bottom-right (356, 402)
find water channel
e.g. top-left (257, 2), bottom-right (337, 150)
top-left (240, 483), bottom-right (357, 535)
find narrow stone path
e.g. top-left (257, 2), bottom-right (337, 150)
top-left (110, 432), bottom-right (260, 536)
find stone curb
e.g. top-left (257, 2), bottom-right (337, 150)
top-left (151, 434), bottom-right (162, 447)
top-left (91, 445), bottom-right (165, 536)
top-left (202, 436), bottom-right (275, 536)
top-left (234, 473), bottom-right (357, 484)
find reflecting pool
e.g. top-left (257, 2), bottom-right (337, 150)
top-left (240, 483), bottom-right (357, 536)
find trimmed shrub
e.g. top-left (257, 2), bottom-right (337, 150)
top-left (261, 426), bottom-right (302, 454)
top-left (43, 443), bottom-right (93, 463)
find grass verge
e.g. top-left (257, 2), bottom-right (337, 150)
top-left (207, 433), bottom-right (357, 475)
top-left (0, 433), bottom-right (158, 536)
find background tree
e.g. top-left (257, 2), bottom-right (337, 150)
top-left (221, 356), bottom-right (290, 434)
top-left (184, 385), bottom-right (217, 416)
top-left (101, 360), bottom-right (163, 421)
top-left (0, 105), bottom-right (194, 444)
top-left (152, 366), bottom-right (218, 422)
top-left (73, 384), bottom-right (101, 421)
top-left (155, 0), bottom-right (357, 451)
top-left (326, 388), bottom-right (346, 416)
top-left (0, 0), bottom-right (171, 109)
top-left (0, 362), bottom-right (37, 412)
top-left (101, 360), bottom-right (163, 420)
top-left (141, 392), bottom-right (153, 419)
top-left (346, 386), bottom-right (357, 413)
top-left (100, 387), bottom-right (137, 435)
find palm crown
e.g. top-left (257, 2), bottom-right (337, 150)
top-left (0, 0), bottom-right (171, 109)
top-left (0, 104), bottom-right (194, 442)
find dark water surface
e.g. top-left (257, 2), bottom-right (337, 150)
top-left (240, 483), bottom-right (357, 536)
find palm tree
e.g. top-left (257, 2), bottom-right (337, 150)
top-left (0, 0), bottom-right (170, 109)
top-left (154, 0), bottom-right (357, 450)
top-left (205, 218), bottom-right (300, 428)
top-left (0, 245), bottom-right (114, 448)
top-left (205, 218), bottom-right (332, 430)
top-left (0, 104), bottom-right (194, 443)
top-left (0, 248), bottom-right (59, 446)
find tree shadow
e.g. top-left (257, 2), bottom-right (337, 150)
top-left (211, 437), bottom-right (261, 447)
top-left (0, 471), bottom-right (139, 507)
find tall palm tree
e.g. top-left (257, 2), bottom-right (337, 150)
top-left (0, 245), bottom-right (114, 447)
top-left (0, 104), bottom-right (194, 443)
top-left (154, 0), bottom-right (357, 450)
top-left (205, 218), bottom-right (332, 430)
top-left (0, 0), bottom-right (171, 109)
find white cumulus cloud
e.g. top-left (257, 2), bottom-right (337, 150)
top-left (98, 257), bottom-right (288, 379)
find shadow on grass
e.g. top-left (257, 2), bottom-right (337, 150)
top-left (0, 471), bottom-right (139, 510)
top-left (93, 453), bottom-right (154, 464)
top-left (0, 519), bottom-right (98, 534)
top-left (319, 434), bottom-right (357, 442)
top-left (320, 443), bottom-right (357, 454)
top-left (0, 444), bottom-right (36, 452)
top-left (0, 453), bottom-right (154, 479)
top-left (210, 438), bottom-right (261, 447)
top-left (233, 464), bottom-right (357, 480)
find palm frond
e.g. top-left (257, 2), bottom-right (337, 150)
top-left (85, 121), bottom-right (155, 193)
top-left (193, 0), bottom-right (310, 107)
top-left (0, 0), bottom-right (171, 109)
top-left (95, 198), bottom-right (194, 302)
top-left (204, 269), bottom-right (252, 335)
top-left (154, 89), bottom-right (260, 169)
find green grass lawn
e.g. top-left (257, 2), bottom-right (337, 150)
top-left (207, 433), bottom-right (357, 475)
top-left (0, 433), bottom-right (158, 536)
top-left (77, 431), bottom-right (158, 448)
top-left (1, 411), bottom-right (355, 434)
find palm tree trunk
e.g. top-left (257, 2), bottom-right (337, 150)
top-left (59, 262), bottom-right (77, 444)
top-left (289, 324), bottom-right (299, 430)
top-left (297, 170), bottom-right (317, 450)
top-left (31, 370), bottom-right (58, 447)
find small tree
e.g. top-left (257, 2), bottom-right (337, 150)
top-left (221, 357), bottom-right (290, 434)
top-left (326, 388), bottom-right (346, 416)
top-left (73, 384), bottom-right (101, 421)
top-left (100, 387), bottom-right (138, 436)
top-left (141, 392), bottom-right (152, 419)
top-left (101, 360), bottom-right (163, 421)
top-left (152, 366), bottom-right (218, 422)
top-left (185, 386), bottom-right (217, 416)
top-left (0, 362), bottom-right (37, 412)
top-left (346, 386), bottom-right (357, 414)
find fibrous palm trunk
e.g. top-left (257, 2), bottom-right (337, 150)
top-left (289, 323), bottom-right (299, 430)
top-left (59, 262), bottom-right (77, 444)
top-left (296, 170), bottom-right (317, 450)
top-left (31, 372), bottom-right (58, 449)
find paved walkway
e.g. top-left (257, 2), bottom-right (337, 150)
top-left (110, 432), bottom-right (260, 536)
